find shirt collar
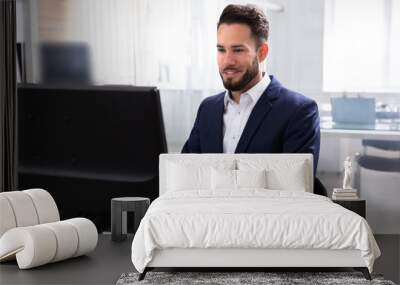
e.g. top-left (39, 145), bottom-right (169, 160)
top-left (224, 72), bottom-right (271, 108)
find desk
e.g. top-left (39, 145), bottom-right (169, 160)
top-left (320, 116), bottom-right (400, 139)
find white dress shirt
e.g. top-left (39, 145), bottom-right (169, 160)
top-left (222, 74), bottom-right (271, 153)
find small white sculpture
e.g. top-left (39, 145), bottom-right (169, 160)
top-left (342, 156), bottom-right (353, 189)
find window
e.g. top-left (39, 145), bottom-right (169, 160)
top-left (323, 0), bottom-right (400, 92)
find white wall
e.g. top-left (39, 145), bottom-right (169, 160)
top-left (267, 0), bottom-right (324, 99)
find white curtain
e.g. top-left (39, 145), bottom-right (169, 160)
top-left (132, 0), bottom-right (225, 151)
top-left (323, 0), bottom-right (400, 92)
top-left (63, 0), bottom-right (226, 89)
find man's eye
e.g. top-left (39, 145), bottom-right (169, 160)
top-left (234, 49), bottom-right (244, 53)
top-left (217, 48), bottom-right (225, 53)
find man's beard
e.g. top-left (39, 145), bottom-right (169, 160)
top-left (220, 57), bottom-right (259, 92)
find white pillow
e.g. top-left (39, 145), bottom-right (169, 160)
top-left (237, 158), bottom-right (309, 192)
top-left (167, 160), bottom-right (235, 191)
top-left (267, 167), bottom-right (307, 191)
top-left (236, 169), bottom-right (267, 189)
top-left (211, 168), bottom-right (236, 190)
top-left (211, 169), bottom-right (267, 190)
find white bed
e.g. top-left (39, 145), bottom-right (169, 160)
top-left (131, 154), bottom-right (380, 280)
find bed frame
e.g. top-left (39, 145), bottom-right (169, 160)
top-left (139, 248), bottom-right (371, 280)
top-left (138, 154), bottom-right (372, 281)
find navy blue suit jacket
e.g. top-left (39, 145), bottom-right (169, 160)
top-left (181, 76), bottom-right (320, 173)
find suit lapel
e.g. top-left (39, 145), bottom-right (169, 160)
top-left (210, 93), bottom-right (225, 153)
top-left (235, 77), bottom-right (280, 153)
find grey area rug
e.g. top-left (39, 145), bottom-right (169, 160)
top-left (117, 272), bottom-right (397, 285)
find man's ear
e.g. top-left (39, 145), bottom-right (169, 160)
top-left (258, 42), bottom-right (269, 62)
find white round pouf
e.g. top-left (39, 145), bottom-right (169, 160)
top-left (65, 218), bottom-right (98, 257)
top-left (1, 191), bottom-right (39, 227)
top-left (0, 226), bottom-right (57, 269)
top-left (42, 221), bottom-right (79, 262)
top-left (0, 195), bottom-right (17, 237)
top-left (24, 189), bottom-right (60, 224)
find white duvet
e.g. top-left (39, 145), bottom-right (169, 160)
top-left (131, 190), bottom-right (380, 273)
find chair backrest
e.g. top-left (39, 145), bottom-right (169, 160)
top-left (358, 139), bottom-right (400, 172)
top-left (159, 153), bottom-right (314, 195)
top-left (362, 139), bottom-right (400, 152)
top-left (357, 155), bottom-right (400, 172)
top-left (0, 189), bottom-right (60, 237)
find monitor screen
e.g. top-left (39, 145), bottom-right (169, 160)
top-left (331, 97), bottom-right (376, 125)
top-left (40, 42), bottom-right (92, 85)
top-left (18, 84), bottom-right (168, 231)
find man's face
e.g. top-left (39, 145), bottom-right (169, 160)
top-left (217, 23), bottom-right (262, 92)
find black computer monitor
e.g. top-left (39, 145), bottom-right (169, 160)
top-left (18, 84), bottom-right (168, 231)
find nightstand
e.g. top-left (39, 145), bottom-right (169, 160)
top-left (111, 197), bottom-right (150, 242)
top-left (332, 199), bottom-right (366, 218)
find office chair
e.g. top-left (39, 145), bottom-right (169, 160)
top-left (314, 177), bottom-right (328, 197)
top-left (355, 139), bottom-right (400, 234)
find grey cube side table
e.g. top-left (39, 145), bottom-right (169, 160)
top-left (111, 197), bottom-right (150, 242)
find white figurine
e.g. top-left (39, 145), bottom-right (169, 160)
top-left (342, 156), bottom-right (353, 189)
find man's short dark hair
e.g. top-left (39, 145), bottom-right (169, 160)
top-left (217, 4), bottom-right (269, 45)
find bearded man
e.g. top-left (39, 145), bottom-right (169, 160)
top-left (182, 4), bottom-right (320, 174)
